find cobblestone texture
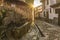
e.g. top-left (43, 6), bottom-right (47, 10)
top-left (20, 26), bottom-right (41, 40)
top-left (35, 20), bottom-right (60, 40)
top-left (7, 19), bottom-right (60, 40)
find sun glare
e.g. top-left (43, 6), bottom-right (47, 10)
top-left (34, 0), bottom-right (42, 7)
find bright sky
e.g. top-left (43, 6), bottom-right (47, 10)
top-left (34, 0), bottom-right (42, 7)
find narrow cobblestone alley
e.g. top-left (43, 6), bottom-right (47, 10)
top-left (0, 0), bottom-right (60, 40)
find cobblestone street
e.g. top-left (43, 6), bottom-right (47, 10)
top-left (35, 19), bottom-right (60, 40)
top-left (20, 24), bottom-right (41, 40)
top-left (19, 19), bottom-right (60, 40)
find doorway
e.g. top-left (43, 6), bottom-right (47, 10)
top-left (56, 9), bottom-right (60, 25)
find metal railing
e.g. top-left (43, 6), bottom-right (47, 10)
top-left (35, 23), bottom-right (45, 37)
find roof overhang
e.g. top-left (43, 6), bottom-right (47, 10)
top-left (50, 3), bottom-right (60, 8)
top-left (4, 0), bottom-right (29, 6)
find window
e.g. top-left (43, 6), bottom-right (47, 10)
top-left (46, 11), bottom-right (49, 18)
top-left (50, 8), bottom-right (51, 13)
top-left (55, 9), bottom-right (60, 14)
top-left (44, 11), bottom-right (45, 17)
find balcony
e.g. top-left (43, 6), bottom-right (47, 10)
top-left (50, 3), bottom-right (60, 8)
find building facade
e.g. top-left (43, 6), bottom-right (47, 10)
top-left (40, 0), bottom-right (60, 25)
top-left (35, 5), bottom-right (42, 18)
top-left (50, 0), bottom-right (60, 25)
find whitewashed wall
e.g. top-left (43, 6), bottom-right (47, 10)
top-left (41, 0), bottom-right (58, 20)
top-left (49, 0), bottom-right (56, 5)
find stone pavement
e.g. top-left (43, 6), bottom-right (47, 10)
top-left (7, 19), bottom-right (60, 40)
top-left (35, 19), bottom-right (60, 40)
top-left (0, 21), bottom-right (45, 40)
top-left (20, 25), bottom-right (42, 40)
